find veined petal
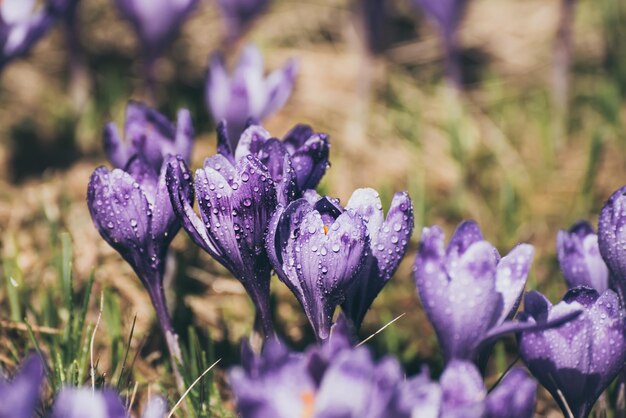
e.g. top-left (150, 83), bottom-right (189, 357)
top-left (495, 243), bottom-right (534, 323)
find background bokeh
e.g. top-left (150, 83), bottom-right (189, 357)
top-left (1, 0), bottom-right (626, 415)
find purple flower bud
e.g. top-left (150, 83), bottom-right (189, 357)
top-left (518, 287), bottom-right (626, 418)
top-left (0, 0), bottom-right (60, 68)
top-left (0, 354), bottom-right (45, 418)
top-left (486, 368), bottom-right (537, 418)
top-left (206, 45), bottom-right (298, 150)
top-left (166, 154), bottom-right (277, 336)
top-left (113, 0), bottom-right (199, 63)
top-left (266, 194), bottom-right (369, 341)
top-left (104, 101), bottom-right (194, 172)
top-left (218, 123), bottom-right (330, 204)
top-left (411, 0), bottom-right (470, 87)
top-left (50, 388), bottom-right (127, 418)
top-left (557, 221), bottom-right (609, 292)
top-left (598, 185), bottom-right (626, 296)
top-left (217, 0), bottom-right (269, 43)
top-left (414, 221), bottom-right (536, 363)
top-left (341, 188), bottom-right (414, 328)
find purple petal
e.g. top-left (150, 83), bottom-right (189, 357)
top-left (345, 188), bottom-right (385, 240)
top-left (103, 122), bottom-right (127, 169)
top-left (518, 288), bottom-right (626, 418)
top-left (289, 132), bottom-right (330, 192)
top-left (439, 360), bottom-right (486, 418)
top-left (234, 125), bottom-right (272, 161)
top-left (260, 58), bottom-right (298, 120)
top-left (50, 388), bottom-right (127, 418)
top-left (495, 243), bottom-right (534, 322)
top-left (486, 368), bottom-right (537, 418)
top-left (392, 370), bottom-right (442, 418)
top-left (598, 185), bottom-right (626, 293)
top-left (0, 354), bottom-right (44, 418)
top-left (174, 108), bottom-right (194, 162)
top-left (445, 220), bottom-right (487, 263)
top-left (283, 124), bottom-right (315, 153)
top-left (141, 397), bottom-right (167, 418)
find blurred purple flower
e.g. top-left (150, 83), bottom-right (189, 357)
top-left (414, 221), bottom-right (579, 365)
top-left (518, 287), bottom-right (626, 418)
top-left (0, 0), bottom-right (64, 68)
top-left (357, 0), bottom-right (388, 56)
top-left (218, 123), bottom-right (330, 204)
top-left (104, 101), bottom-right (194, 172)
top-left (266, 193), bottom-right (369, 340)
top-left (485, 368), bottom-right (537, 418)
top-left (557, 221), bottom-right (609, 292)
top-left (217, 0), bottom-right (269, 44)
top-left (166, 154), bottom-right (278, 336)
top-left (340, 188), bottom-right (414, 329)
top-left (50, 388), bottom-right (127, 418)
top-left (598, 185), bottom-right (626, 297)
top-left (141, 396), bottom-right (168, 418)
top-left (0, 354), bottom-right (45, 418)
top-left (88, 104), bottom-right (194, 377)
top-left (113, 0), bottom-right (199, 65)
top-left (411, 0), bottom-right (470, 87)
top-left (206, 45), bottom-right (298, 150)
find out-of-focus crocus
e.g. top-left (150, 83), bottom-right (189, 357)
top-left (104, 101), bottom-right (194, 171)
top-left (88, 104), bottom-right (194, 388)
top-left (485, 368), bottom-right (538, 418)
top-left (411, 0), bottom-right (469, 87)
top-left (266, 193), bottom-right (369, 341)
top-left (518, 287), bottom-right (626, 418)
top-left (557, 221), bottom-right (609, 292)
top-left (0, 354), bottom-right (45, 418)
top-left (598, 185), bottom-right (626, 298)
top-left (113, 0), bottom-right (199, 90)
top-left (141, 396), bottom-right (168, 418)
top-left (355, 0), bottom-right (388, 56)
top-left (340, 188), bottom-right (414, 329)
top-left (217, 0), bottom-right (270, 44)
top-left (414, 221), bottom-right (579, 366)
top-left (0, 0), bottom-right (64, 68)
top-left (206, 44), bottom-right (298, 150)
top-left (50, 388), bottom-right (127, 418)
top-left (166, 154), bottom-right (278, 336)
top-left (217, 123), bottom-right (330, 204)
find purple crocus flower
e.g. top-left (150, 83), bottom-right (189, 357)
top-left (206, 44), bottom-right (298, 151)
top-left (217, 123), bottom-right (330, 204)
top-left (340, 188), bottom-right (414, 329)
top-left (50, 388), bottom-right (127, 418)
top-left (557, 221), bottom-right (609, 292)
top-left (166, 153), bottom-right (278, 336)
top-left (411, 0), bottom-right (470, 87)
top-left (113, 0), bottom-right (199, 89)
top-left (104, 101), bottom-right (194, 171)
top-left (518, 287), bottom-right (626, 418)
top-left (87, 104), bottom-right (194, 383)
top-left (0, 354), bottom-right (45, 418)
top-left (598, 185), bottom-right (626, 298)
top-left (414, 220), bottom-right (579, 366)
top-left (266, 193), bottom-right (370, 341)
top-left (0, 0), bottom-right (63, 68)
top-left (217, 0), bottom-right (270, 44)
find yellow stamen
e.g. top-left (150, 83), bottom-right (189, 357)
top-left (300, 391), bottom-right (315, 418)
top-left (323, 225), bottom-right (329, 235)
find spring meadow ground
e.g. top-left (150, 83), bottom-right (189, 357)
top-left (1, 0), bottom-right (626, 416)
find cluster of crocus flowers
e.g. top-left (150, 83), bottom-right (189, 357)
top-left (0, 353), bottom-right (167, 418)
top-left (267, 188), bottom-right (413, 339)
top-left (205, 44), bottom-right (298, 150)
top-left (229, 319), bottom-right (537, 418)
top-left (87, 102), bottom-right (194, 387)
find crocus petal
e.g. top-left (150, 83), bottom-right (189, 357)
top-left (375, 191), bottom-right (414, 279)
top-left (174, 108), bottom-right (194, 162)
top-left (495, 243), bottom-right (534, 322)
top-left (260, 58), bottom-right (298, 120)
top-left (486, 368), bottom-right (537, 418)
top-left (439, 360), bottom-right (486, 418)
top-left (141, 397), bottom-right (168, 418)
top-left (50, 388), bottom-right (127, 418)
top-left (103, 122), bottom-right (128, 169)
top-left (445, 220), bottom-right (489, 266)
top-left (234, 125), bottom-right (272, 161)
top-left (345, 188), bottom-right (385, 240)
top-left (283, 124), bottom-right (315, 153)
top-left (0, 354), bottom-right (45, 418)
top-left (598, 185), bottom-right (626, 294)
top-left (518, 287), bottom-right (626, 418)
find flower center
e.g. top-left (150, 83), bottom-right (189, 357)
top-left (323, 225), bottom-right (329, 235)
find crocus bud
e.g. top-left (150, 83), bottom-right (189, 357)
top-left (50, 388), bottom-right (127, 418)
top-left (217, 0), bottom-right (270, 43)
top-left (217, 123), bottom-right (330, 204)
top-left (104, 101), bottom-right (194, 172)
top-left (113, 0), bottom-right (199, 64)
top-left (0, 354), bottom-right (45, 418)
top-left (598, 185), bottom-right (626, 296)
top-left (518, 288), bottom-right (626, 418)
top-left (266, 194), bottom-right (369, 340)
top-left (0, 0), bottom-right (61, 68)
top-left (557, 221), bottom-right (609, 292)
top-left (166, 154), bottom-right (278, 336)
top-left (205, 44), bottom-right (298, 150)
top-left (341, 188), bottom-right (414, 329)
